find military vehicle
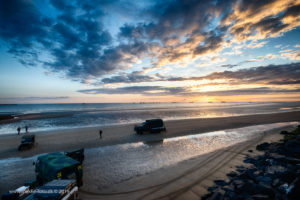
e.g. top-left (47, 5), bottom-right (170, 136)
top-left (35, 152), bottom-right (83, 187)
top-left (1, 179), bottom-right (78, 200)
top-left (134, 119), bottom-right (166, 134)
top-left (18, 135), bottom-right (35, 151)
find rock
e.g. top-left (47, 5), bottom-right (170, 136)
top-left (266, 165), bottom-right (287, 175)
top-left (224, 190), bottom-right (235, 199)
top-left (286, 157), bottom-right (300, 164)
top-left (280, 130), bottom-right (289, 135)
top-left (269, 153), bottom-right (285, 160)
top-left (232, 179), bottom-right (244, 190)
top-left (280, 171), bottom-right (297, 183)
top-left (278, 183), bottom-right (289, 194)
top-left (214, 180), bottom-right (227, 186)
top-left (255, 176), bottom-right (272, 186)
top-left (222, 184), bottom-right (235, 192)
top-left (256, 142), bottom-right (270, 151)
top-left (208, 186), bottom-right (218, 192)
top-left (272, 178), bottom-right (280, 187)
top-left (227, 171), bottom-right (238, 178)
top-left (251, 194), bottom-right (270, 200)
top-left (207, 188), bottom-right (225, 200)
top-left (244, 157), bottom-right (256, 164)
top-left (248, 150), bottom-right (253, 153)
top-left (246, 168), bottom-right (258, 180)
top-left (288, 178), bottom-right (300, 200)
top-left (266, 158), bottom-right (275, 165)
top-left (284, 139), bottom-right (300, 154)
top-left (255, 182), bottom-right (274, 197)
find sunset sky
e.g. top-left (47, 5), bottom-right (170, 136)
top-left (0, 0), bottom-right (300, 103)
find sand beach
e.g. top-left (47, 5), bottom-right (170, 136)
top-left (0, 111), bottom-right (300, 198)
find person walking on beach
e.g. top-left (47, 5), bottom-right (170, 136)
top-left (25, 125), bottom-right (28, 133)
top-left (99, 130), bottom-right (102, 139)
top-left (17, 127), bottom-right (21, 135)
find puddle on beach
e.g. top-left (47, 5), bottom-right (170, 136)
top-left (0, 122), bottom-right (298, 192)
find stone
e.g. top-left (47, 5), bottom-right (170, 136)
top-left (244, 157), bottom-right (256, 164)
top-left (286, 157), bottom-right (300, 164)
top-left (208, 186), bottom-right (218, 192)
top-left (207, 189), bottom-right (225, 200)
top-left (280, 130), bottom-right (289, 135)
top-left (272, 178), bottom-right (280, 187)
top-left (284, 140), bottom-right (300, 154)
top-left (266, 165), bottom-right (287, 175)
top-left (269, 153), bottom-right (285, 160)
top-left (251, 194), bottom-right (270, 200)
top-left (214, 180), bottom-right (227, 186)
top-left (287, 178), bottom-right (300, 200)
top-left (256, 142), bottom-right (270, 151)
top-left (227, 171), bottom-right (238, 178)
top-left (255, 176), bottom-right (272, 186)
top-left (278, 183), bottom-right (289, 194)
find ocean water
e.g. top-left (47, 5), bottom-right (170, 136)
top-left (0, 102), bottom-right (300, 135)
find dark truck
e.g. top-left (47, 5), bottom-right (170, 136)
top-left (134, 119), bottom-right (166, 134)
top-left (35, 151), bottom-right (83, 187)
top-left (18, 135), bottom-right (35, 151)
top-left (1, 150), bottom-right (84, 200)
top-left (2, 179), bottom-right (78, 200)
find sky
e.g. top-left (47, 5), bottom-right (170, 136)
top-left (0, 0), bottom-right (300, 103)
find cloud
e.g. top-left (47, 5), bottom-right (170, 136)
top-left (77, 85), bottom-right (300, 97)
top-left (281, 49), bottom-right (300, 60)
top-left (101, 71), bottom-right (155, 84)
top-left (223, 0), bottom-right (300, 42)
top-left (190, 62), bottom-right (300, 86)
top-left (78, 86), bottom-right (186, 96)
top-left (1, 0), bottom-right (300, 84)
top-left (247, 41), bottom-right (268, 48)
top-left (0, 0), bottom-right (148, 81)
top-left (186, 87), bottom-right (300, 96)
top-left (100, 62), bottom-right (300, 86)
top-left (0, 96), bottom-right (70, 101)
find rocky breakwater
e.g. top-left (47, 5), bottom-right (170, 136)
top-left (202, 125), bottom-right (300, 200)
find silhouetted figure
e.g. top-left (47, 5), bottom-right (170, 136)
top-left (99, 130), bottom-right (102, 139)
top-left (25, 126), bottom-right (28, 133)
top-left (17, 127), bottom-right (21, 135)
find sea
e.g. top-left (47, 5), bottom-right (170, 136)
top-left (0, 102), bottom-right (300, 135)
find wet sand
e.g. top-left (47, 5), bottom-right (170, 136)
top-left (79, 126), bottom-right (291, 200)
top-left (0, 111), bottom-right (300, 159)
top-left (0, 123), bottom-right (297, 198)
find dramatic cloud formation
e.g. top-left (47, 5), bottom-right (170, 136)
top-left (79, 62), bottom-right (300, 99)
top-left (0, 0), bottom-right (148, 80)
top-left (101, 62), bottom-right (300, 86)
top-left (0, 0), bottom-right (300, 102)
top-left (1, 0), bottom-right (300, 82)
top-left (78, 86), bottom-right (186, 96)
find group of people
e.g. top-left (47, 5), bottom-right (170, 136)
top-left (17, 125), bottom-right (29, 135)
